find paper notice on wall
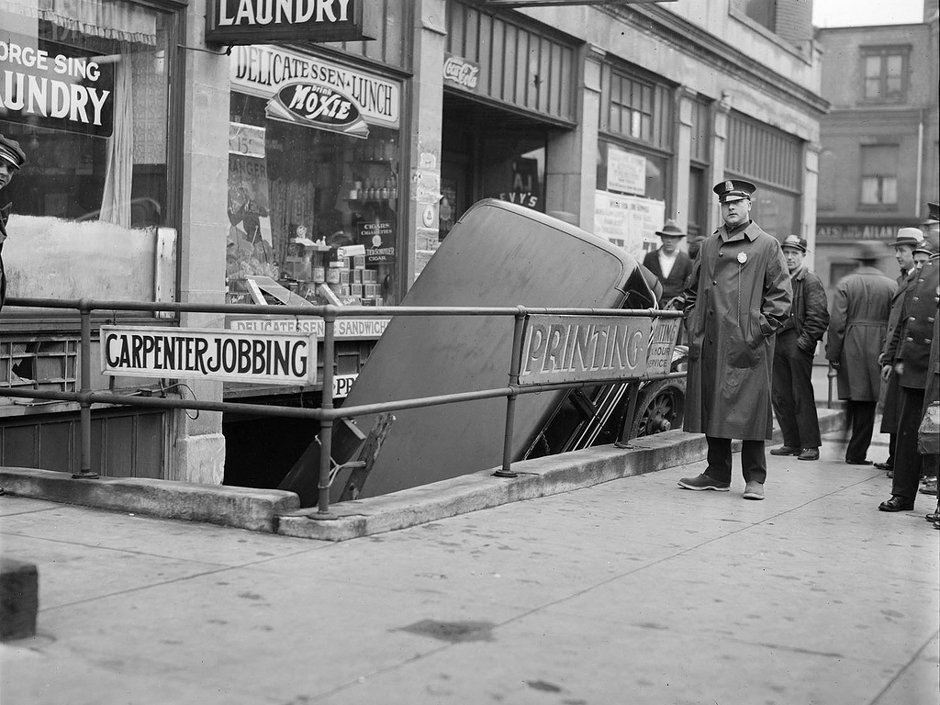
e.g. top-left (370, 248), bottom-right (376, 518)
top-left (593, 191), bottom-right (665, 262)
top-left (606, 146), bottom-right (647, 195)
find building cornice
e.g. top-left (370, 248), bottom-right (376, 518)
top-left (599, 3), bottom-right (830, 117)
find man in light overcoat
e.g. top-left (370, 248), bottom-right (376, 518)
top-left (825, 241), bottom-right (896, 464)
top-left (676, 179), bottom-right (792, 500)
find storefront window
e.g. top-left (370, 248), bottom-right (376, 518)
top-left (1, 1), bottom-right (175, 307)
top-left (227, 45), bottom-right (402, 307)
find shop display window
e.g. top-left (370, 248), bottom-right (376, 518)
top-left (596, 140), bottom-right (667, 201)
top-left (227, 84), bottom-right (401, 307)
top-left (0, 1), bottom-right (175, 309)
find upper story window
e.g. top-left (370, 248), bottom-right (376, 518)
top-left (862, 47), bottom-right (908, 102)
top-left (860, 144), bottom-right (898, 207)
top-left (599, 65), bottom-right (672, 151)
top-left (734, 0), bottom-right (775, 32)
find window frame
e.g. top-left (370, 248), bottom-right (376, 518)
top-left (858, 143), bottom-right (900, 210)
top-left (860, 45), bottom-right (910, 104)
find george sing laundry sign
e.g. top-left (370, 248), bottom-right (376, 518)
top-left (206, 0), bottom-right (366, 45)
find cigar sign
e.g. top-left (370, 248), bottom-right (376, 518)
top-left (101, 326), bottom-right (317, 385)
top-left (207, 0), bottom-right (365, 44)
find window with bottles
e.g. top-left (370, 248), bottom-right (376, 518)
top-left (0, 0), bottom-right (176, 310)
top-left (227, 46), bottom-right (402, 307)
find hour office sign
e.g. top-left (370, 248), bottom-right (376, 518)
top-left (518, 315), bottom-right (652, 386)
top-left (101, 326), bottom-right (317, 385)
top-left (207, 0), bottom-right (366, 44)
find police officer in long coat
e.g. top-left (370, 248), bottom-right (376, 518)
top-left (878, 231), bottom-right (940, 512)
top-left (677, 180), bottom-right (792, 500)
top-left (0, 134), bottom-right (27, 312)
top-left (825, 241), bottom-right (896, 464)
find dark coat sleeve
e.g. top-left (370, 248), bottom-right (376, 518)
top-left (797, 272), bottom-right (829, 353)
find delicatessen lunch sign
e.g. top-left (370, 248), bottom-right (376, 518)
top-left (101, 327), bottom-right (317, 385)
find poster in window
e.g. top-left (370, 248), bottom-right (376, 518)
top-left (593, 190), bottom-right (664, 261)
top-left (606, 145), bottom-right (646, 195)
top-left (0, 35), bottom-right (115, 137)
top-left (358, 219), bottom-right (396, 263)
top-left (228, 123), bottom-right (276, 281)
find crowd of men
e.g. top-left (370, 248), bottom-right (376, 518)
top-left (644, 178), bottom-right (938, 527)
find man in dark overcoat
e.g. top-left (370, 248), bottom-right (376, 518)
top-left (642, 219), bottom-right (693, 308)
top-left (769, 235), bottom-right (829, 461)
top-left (0, 133), bottom-right (27, 312)
top-left (825, 241), bottom-right (896, 464)
top-left (878, 231), bottom-right (940, 512)
top-left (875, 227), bottom-right (923, 476)
top-left (677, 179), bottom-right (792, 500)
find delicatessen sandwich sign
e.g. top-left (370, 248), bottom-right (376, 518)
top-left (101, 327), bottom-right (317, 385)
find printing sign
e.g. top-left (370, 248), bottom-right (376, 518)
top-left (207, 0), bottom-right (366, 44)
top-left (518, 315), bottom-right (652, 385)
top-left (644, 317), bottom-right (680, 379)
top-left (101, 326), bottom-right (316, 385)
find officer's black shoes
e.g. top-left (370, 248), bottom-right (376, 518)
top-left (878, 495), bottom-right (915, 512)
top-left (677, 474), bottom-right (730, 491)
top-left (770, 445), bottom-right (800, 456)
top-left (798, 448), bottom-right (819, 461)
top-left (845, 457), bottom-right (872, 465)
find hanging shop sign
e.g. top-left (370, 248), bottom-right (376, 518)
top-left (443, 53), bottom-right (480, 92)
top-left (101, 326), bottom-right (317, 385)
top-left (518, 315), bottom-right (652, 386)
top-left (231, 45), bottom-right (399, 137)
top-left (228, 317), bottom-right (390, 339)
top-left (207, 0), bottom-right (366, 45)
top-left (0, 37), bottom-right (114, 137)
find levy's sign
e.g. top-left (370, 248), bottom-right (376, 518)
top-left (518, 315), bottom-right (654, 385)
top-left (207, 0), bottom-right (366, 45)
top-left (231, 45), bottom-right (399, 138)
top-left (101, 326), bottom-right (317, 385)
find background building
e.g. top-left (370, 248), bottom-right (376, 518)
top-left (0, 0), bottom-right (827, 486)
top-left (815, 0), bottom-right (940, 289)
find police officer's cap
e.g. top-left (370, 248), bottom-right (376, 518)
top-left (713, 179), bottom-right (756, 203)
top-left (781, 235), bottom-right (807, 253)
top-left (0, 134), bottom-right (26, 171)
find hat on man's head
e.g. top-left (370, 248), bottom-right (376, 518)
top-left (922, 202), bottom-right (939, 226)
top-left (890, 227), bottom-right (923, 248)
top-left (854, 240), bottom-right (883, 262)
top-left (914, 232), bottom-right (940, 256)
top-left (655, 219), bottom-right (685, 238)
top-left (781, 235), bottom-right (807, 253)
top-left (713, 179), bottom-right (756, 203)
top-left (0, 134), bottom-right (26, 170)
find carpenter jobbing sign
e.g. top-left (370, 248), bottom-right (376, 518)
top-left (518, 315), bottom-right (653, 385)
top-left (101, 327), bottom-right (317, 385)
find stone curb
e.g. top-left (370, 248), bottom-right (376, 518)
top-left (0, 408), bottom-right (845, 539)
top-left (0, 468), bottom-right (299, 533)
top-left (277, 406), bottom-right (846, 541)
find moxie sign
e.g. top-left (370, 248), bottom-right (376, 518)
top-left (206, 0), bottom-right (365, 45)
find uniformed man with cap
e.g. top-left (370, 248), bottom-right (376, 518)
top-left (826, 241), bottom-right (896, 465)
top-left (0, 133), bottom-right (27, 312)
top-left (876, 227), bottom-right (927, 475)
top-left (878, 227), bottom-right (940, 512)
top-left (769, 235), bottom-right (829, 461)
top-left (676, 179), bottom-right (792, 501)
top-left (642, 218), bottom-right (694, 308)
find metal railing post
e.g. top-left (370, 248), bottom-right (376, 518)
top-left (314, 308), bottom-right (337, 517)
top-left (72, 302), bottom-right (99, 479)
top-left (494, 307), bottom-right (527, 478)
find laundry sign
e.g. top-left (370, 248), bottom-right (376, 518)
top-left (207, 0), bottom-right (366, 44)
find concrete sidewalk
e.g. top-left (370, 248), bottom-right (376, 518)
top-left (1, 423), bottom-right (938, 705)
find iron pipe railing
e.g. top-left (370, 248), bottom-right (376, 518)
top-left (1, 296), bottom-right (684, 516)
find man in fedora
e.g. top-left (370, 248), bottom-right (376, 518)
top-left (876, 227), bottom-right (926, 475)
top-left (826, 241), bottom-right (896, 465)
top-left (769, 235), bottom-right (829, 461)
top-left (0, 133), bottom-right (27, 312)
top-left (642, 218), bottom-right (693, 308)
top-left (676, 179), bottom-right (791, 500)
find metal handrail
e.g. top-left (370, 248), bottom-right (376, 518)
top-left (1, 296), bottom-right (684, 516)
